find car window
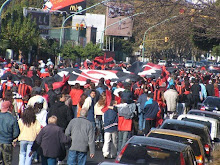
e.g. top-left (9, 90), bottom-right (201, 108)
top-left (181, 118), bottom-right (212, 132)
top-left (161, 123), bottom-right (209, 145)
top-left (189, 112), bottom-right (220, 122)
top-left (120, 143), bottom-right (180, 165)
top-left (148, 133), bottom-right (202, 156)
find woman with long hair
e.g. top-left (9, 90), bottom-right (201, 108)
top-left (77, 94), bottom-right (87, 118)
top-left (18, 107), bottom-right (41, 165)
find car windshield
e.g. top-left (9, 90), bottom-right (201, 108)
top-left (188, 112), bottom-right (220, 122)
top-left (181, 118), bottom-right (212, 132)
top-left (186, 61), bottom-right (192, 63)
top-left (161, 123), bottom-right (211, 145)
top-left (119, 143), bottom-right (180, 165)
top-left (148, 133), bottom-right (201, 156)
top-left (204, 98), bottom-right (220, 110)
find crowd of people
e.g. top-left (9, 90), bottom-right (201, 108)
top-left (0, 59), bottom-right (219, 165)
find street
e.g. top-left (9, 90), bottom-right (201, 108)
top-left (12, 143), bottom-right (114, 165)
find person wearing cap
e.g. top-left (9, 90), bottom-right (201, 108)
top-left (0, 101), bottom-right (20, 165)
top-left (34, 97), bottom-right (48, 127)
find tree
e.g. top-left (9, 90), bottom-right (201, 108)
top-left (1, 10), bottom-right (39, 55)
top-left (61, 42), bottom-right (103, 60)
top-left (212, 45), bottom-right (220, 57)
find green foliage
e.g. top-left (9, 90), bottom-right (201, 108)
top-left (113, 37), bottom-right (133, 55)
top-left (38, 38), bottom-right (59, 57)
top-left (191, 27), bottom-right (220, 51)
top-left (61, 42), bottom-right (103, 60)
top-left (1, 9), bottom-right (39, 54)
top-left (212, 45), bottom-right (220, 57)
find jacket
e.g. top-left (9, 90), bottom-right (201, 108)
top-left (65, 117), bottom-right (95, 155)
top-left (0, 112), bottom-right (20, 144)
top-left (164, 89), bottom-right (178, 112)
top-left (137, 93), bottom-right (148, 112)
top-left (32, 124), bottom-right (71, 159)
top-left (18, 119), bottom-right (41, 142)
top-left (144, 100), bottom-right (159, 120)
top-left (69, 89), bottom-right (83, 105)
top-left (47, 101), bottom-right (73, 129)
top-left (104, 109), bottom-right (118, 133)
top-left (47, 89), bottom-right (57, 107)
top-left (82, 97), bottom-right (95, 122)
top-left (121, 90), bottom-right (133, 104)
top-left (116, 103), bottom-right (136, 119)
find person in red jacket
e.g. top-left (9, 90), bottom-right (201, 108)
top-left (69, 83), bottom-right (83, 118)
top-left (214, 83), bottom-right (219, 97)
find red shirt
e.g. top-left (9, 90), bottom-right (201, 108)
top-left (69, 89), bottom-right (83, 105)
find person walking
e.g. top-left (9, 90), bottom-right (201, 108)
top-left (0, 101), bottom-right (20, 165)
top-left (65, 108), bottom-right (95, 165)
top-left (143, 93), bottom-right (159, 134)
top-left (163, 85), bottom-right (178, 118)
top-left (69, 83), bottom-right (83, 118)
top-left (102, 101), bottom-right (118, 159)
top-left (30, 116), bottom-right (71, 165)
top-left (47, 93), bottom-right (73, 130)
top-left (17, 107), bottom-right (41, 165)
top-left (191, 79), bottom-right (202, 109)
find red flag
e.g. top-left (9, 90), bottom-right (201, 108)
top-left (101, 90), bottom-right (112, 113)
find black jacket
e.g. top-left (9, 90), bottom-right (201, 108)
top-left (144, 100), bottom-right (159, 120)
top-left (47, 101), bottom-right (73, 129)
top-left (32, 124), bottom-right (71, 159)
top-left (47, 89), bottom-right (57, 108)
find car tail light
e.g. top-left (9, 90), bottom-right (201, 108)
top-left (200, 106), bottom-right (205, 111)
top-left (195, 155), bottom-right (204, 165)
top-left (180, 153), bottom-right (185, 165)
top-left (204, 144), bottom-right (210, 155)
top-left (146, 146), bottom-right (161, 151)
top-left (115, 144), bottom-right (128, 163)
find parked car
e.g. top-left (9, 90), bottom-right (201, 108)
top-left (158, 60), bottom-right (167, 66)
top-left (177, 114), bottom-right (220, 141)
top-left (147, 129), bottom-right (205, 165)
top-left (198, 96), bottom-right (220, 113)
top-left (160, 119), bottom-right (213, 160)
top-left (188, 109), bottom-right (220, 122)
top-left (99, 162), bottom-right (125, 165)
top-left (115, 136), bottom-right (197, 165)
top-left (185, 60), bottom-right (195, 68)
top-left (195, 62), bottom-right (205, 68)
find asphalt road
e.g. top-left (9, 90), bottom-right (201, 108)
top-left (12, 143), bottom-right (114, 165)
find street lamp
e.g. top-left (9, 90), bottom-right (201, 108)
top-left (0, 0), bottom-right (12, 36)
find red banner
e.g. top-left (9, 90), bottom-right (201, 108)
top-left (44, 0), bottom-right (84, 11)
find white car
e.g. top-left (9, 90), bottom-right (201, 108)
top-left (177, 114), bottom-right (220, 141)
top-left (158, 60), bottom-right (167, 66)
top-left (185, 60), bottom-right (194, 68)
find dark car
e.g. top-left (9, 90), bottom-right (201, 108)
top-left (198, 96), bottom-right (220, 113)
top-left (147, 129), bottom-right (205, 165)
top-left (115, 136), bottom-right (197, 165)
top-left (160, 119), bottom-right (212, 160)
top-left (188, 109), bottom-right (220, 122)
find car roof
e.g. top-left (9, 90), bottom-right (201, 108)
top-left (161, 119), bottom-right (208, 129)
top-left (149, 129), bottom-right (201, 140)
top-left (189, 110), bottom-right (220, 117)
top-left (205, 96), bottom-right (220, 100)
top-left (178, 114), bottom-right (219, 122)
top-left (128, 136), bottom-right (189, 152)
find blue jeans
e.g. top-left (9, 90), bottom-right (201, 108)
top-left (72, 105), bottom-right (77, 118)
top-left (41, 156), bottom-right (57, 165)
top-left (67, 150), bottom-right (87, 165)
top-left (138, 113), bottom-right (146, 131)
top-left (118, 131), bottom-right (129, 152)
top-left (95, 117), bottom-right (104, 142)
top-left (19, 141), bottom-right (33, 165)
